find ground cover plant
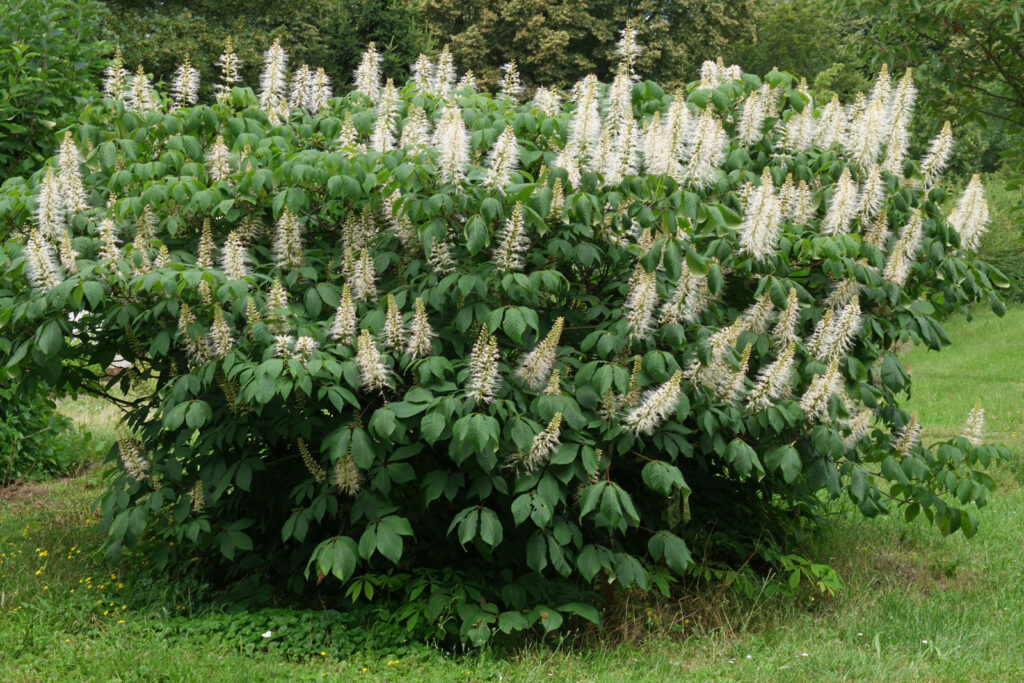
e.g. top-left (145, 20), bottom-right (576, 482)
top-left (0, 31), bottom-right (1013, 643)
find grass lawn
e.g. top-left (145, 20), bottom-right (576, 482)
top-left (1, 306), bottom-right (1021, 681)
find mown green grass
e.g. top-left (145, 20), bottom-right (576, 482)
top-left (2, 306), bottom-right (1022, 681)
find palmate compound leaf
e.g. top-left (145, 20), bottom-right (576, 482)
top-left (641, 460), bottom-right (690, 496)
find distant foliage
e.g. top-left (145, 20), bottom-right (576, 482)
top-left (0, 35), bottom-right (1012, 644)
top-left (0, 0), bottom-right (110, 179)
top-left (0, 388), bottom-right (91, 485)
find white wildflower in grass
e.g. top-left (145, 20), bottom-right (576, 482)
top-left (856, 164), bottom-right (885, 225)
top-left (429, 237), bottom-right (456, 274)
top-left (920, 121), bottom-right (953, 188)
top-left (772, 286), bottom-right (801, 347)
top-left (272, 207), bottom-right (304, 269)
top-left (814, 94), bottom-right (847, 149)
top-left (684, 107), bottom-right (727, 187)
top-left (893, 415), bottom-right (921, 455)
top-left (466, 324), bottom-right (501, 404)
top-left (399, 106), bottom-right (431, 149)
top-left (516, 317), bottom-right (564, 390)
top-left (799, 358), bottom-right (842, 422)
top-left (103, 46), bottom-right (129, 100)
top-left (24, 230), bottom-right (62, 293)
top-left (406, 297), bottom-right (434, 358)
top-left (98, 217), bottom-right (121, 264)
top-left (410, 54), bottom-right (433, 94)
top-left (220, 231), bottom-right (249, 281)
top-left (822, 167), bottom-right (859, 236)
top-left (382, 294), bottom-right (406, 351)
top-left (58, 132), bottom-right (89, 212)
top-left (624, 268), bottom-right (659, 338)
top-left (354, 43), bottom-right (382, 101)
top-left (332, 453), bottom-right (362, 496)
top-left (948, 174), bottom-right (990, 252)
top-left (484, 126), bottom-right (519, 191)
top-left (519, 413), bottom-right (563, 474)
top-left (493, 203), bottom-right (529, 272)
top-left (742, 296), bottom-right (775, 334)
top-left (883, 209), bottom-right (923, 285)
top-left (126, 65), bottom-right (158, 113)
top-left (208, 307), bottom-right (234, 358)
top-left (738, 167), bottom-right (782, 261)
top-left (432, 47), bottom-right (457, 97)
top-left (371, 79), bottom-right (399, 153)
top-left (196, 218), bottom-right (214, 269)
top-left (352, 249), bottom-right (378, 303)
top-left (624, 370), bottom-right (683, 435)
top-left (35, 168), bottom-right (64, 238)
top-left (532, 87), bottom-right (561, 117)
top-left (214, 37), bottom-right (242, 102)
top-left (356, 329), bottom-right (389, 391)
top-left (58, 230), bottom-right (78, 274)
top-left (746, 342), bottom-right (796, 412)
top-left (170, 55), bottom-right (200, 109)
top-left (499, 60), bottom-right (524, 100)
top-left (309, 68), bottom-right (332, 112)
top-left (844, 406), bottom-right (874, 450)
top-left (881, 68), bottom-right (916, 177)
top-left (207, 135), bottom-right (233, 182)
top-left (329, 284), bottom-right (358, 343)
top-left (738, 86), bottom-right (769, 146)
top-left (615, 25), bottom-right (642, 80)
top-left (259, 39), bottom-right (288, 111)
top-left (962, 404), bottom-right (985, 446)
top-left (433, 103), bottom-right (470, 185)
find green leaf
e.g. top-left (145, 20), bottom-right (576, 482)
top-left (350, 428), bottom-right (375, 468)
top-left (466, 215), bottom-right (487, 255)
top-left (420, 411), bottom-right (445, 444)
top-left (641, 461), bottom-right (689, 496)
top-left (766, 445), bottom-right (801, 484)
top-left (36, 321), bottom-right (62, 356)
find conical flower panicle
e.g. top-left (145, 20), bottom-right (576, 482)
top-left (382, 294), bottom-right (406, 351)
top-left (624, 370), bottom-right (684, 435)
top-left (214, 37), bottom-right (242, 102)
top-left (58, 132), bottom-right (89, 213)
top-left (824, 296), bottom-right (862, 361)
top-left (641, 112), bottom-right (673, 177)
top-left (406, 297), bottom-right (434, 358)
top-left (624, 267), bottom-right (658, 338)
top-left (58, 230), bottom-right (79, 274)
top-left (259, 39), bottom-right (288, 110)
top-left (220, 230), bottom-right (249, 280)
top-left (615, 25), bottom-right (642, 80)
top-left (371, 79), bottom-right (399, 153)
top-left (543, 369), bottom-right (562, 395)
top-left (747, 342), bottom-right (796, 412)
top-left (493, 203), bottom-right (529, 272)
top-left (856, 164), bottom-right (884, 223)
top-left (35, 168), bottom-right (64, 238)
top-left (272, 207), bottom-right (304, 268)
top-left (805, 308), bottom-right (834, 360)
top-left (738, 85), bottom-right (769, 146)
top-left (738, 167), bottom-right (782, 261)
top-left (432, 47), bottom-right (457, 97)
top-left (293, 335), bottom-right (318, 364)
top-left (771, 286), bottom-right (801, 347)
top-left (456, 71), bottom-right (477, 91)
top-left (24, 230), bottom-right (62, 293)
top-left (288, 64), bottom-right (312, 110)
top-left (780, 81), bottom-right (816, 153)
top-left (484, 125), bottom-right (519, 191)
top-left (532, 87), bottom-right (561, 117)
top-left (103, 46), bottom-right (129, 100)
top-left (823, 277), bottom-right (860, 309)
top-left (354, 43), bottom-right (382, 101)
top-left (117, 429), bottom-right (150, 483)
top-left (962, 404), bottom-right (985, 446)
top-left (356, 329), bottom-right (389, 391)
top-left (499, 60), bottom-right (524, 100)
top-left (208, 307), bottom-right (234, 358)
top-left (595, 70), bottom-right (640, 184)
top-left (337, 111), bottom-right (363, 153)
top-left (130, 232), bottom-right (152, 276)
top-left (516, 316), bottom-right (564, 390)
top-left (170, 55), bottom-right (200, 109)
top-left (684, 107), bottom-right (727, 187)
top-left (433, 103), bottom-right (470, 184)
top-left (864, 214), bottom-right (891, 250)
top-left (351, 250), bottom-right (378, 302)
top-left (880, 69), bottom-right (916, 176)
top-left (332, 452), bottom-right (362, 496)
top-left (98, 217), bottom-right (122, 264)
top-left (556, 75), bottom-right (601, 185)
top-left (410, 54), bottom-right (433, 93)
top-left (429, 237), bottom-right (456, 274)
top-left (799, 357), bottom-right (842, 422)
top-left (948, 174), bottom-right (989, 252)
top-left (329, 283), bottom-right (358, 343)
top-left (844, 406), bottom-right (874, 450)
top-left (883, 209), bottom-right (923, 285)
top-left (893, 415), bottom-right (921, 455)
top-left (466, 324), bottom-right (500, 404)
top-left (822, 167), bottom-right (859, 236)
top-left (196, 218), bottom-right (215, 269)
top-left (309, 68), bottom-right (332, 112)
top-left (741, 295), bottom-right (775, 335)
top-left (399, 106), bottom-right (431, 149)
top-left (207, 135), bottom-right (233, 182)
top-left (298, 437), bottom-right (327, 483)
top-left (846, 75), bottom-right (888, 169)
top-left (519, 413), bottom-right (563, 474)
top-left (126, 65), bottom-right (158, 113)
top-left (920, 121), bottom-right (953, 188)
top-left (814, 94), bottom-right (847, 149)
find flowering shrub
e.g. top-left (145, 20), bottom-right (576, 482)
top-left (0, 35), bottom-right (1012, 643)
